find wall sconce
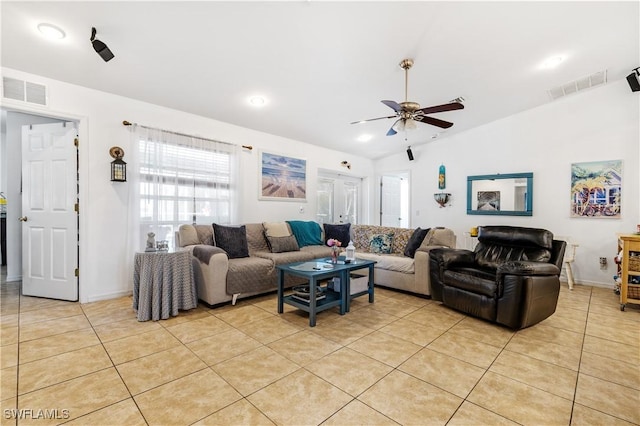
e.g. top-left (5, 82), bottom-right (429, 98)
top-left (340, 160), bottom-right (351, 170)
top-left (434, 192), bottom-right (451, 208)
top-left (109, 146), bottom-right (126, 182)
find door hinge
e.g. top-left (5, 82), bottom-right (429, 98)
top-left (74, 138), bottom-right (79, 147)
top-left (74, 268), bottom-right (79, 277)
top-left (74, 203), bottom-right (79, 213)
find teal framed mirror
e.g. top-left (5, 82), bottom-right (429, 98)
top-left (467, 172), bottom-right (533, 216)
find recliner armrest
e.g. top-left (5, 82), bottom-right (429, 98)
top-left (429, 248), bottom-right (476, 268)
top-left (497, 261), bottom-right (560, 277)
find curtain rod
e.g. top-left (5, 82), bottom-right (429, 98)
top-left (122, 120), bottom-right (253, 150)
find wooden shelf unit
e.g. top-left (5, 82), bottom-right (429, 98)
top-left (617, 234), bottom-right (640, 311)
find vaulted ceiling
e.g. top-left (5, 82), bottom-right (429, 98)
top-left (2, 1), bottom-right (638, 159)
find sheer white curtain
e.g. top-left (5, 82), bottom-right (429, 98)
top-left (127, 124), bottom-right (238, 256)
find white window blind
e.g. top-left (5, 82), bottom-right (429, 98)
top-left (135, 127), bottom-right (237, 247)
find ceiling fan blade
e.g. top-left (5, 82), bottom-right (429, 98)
top-left (350, 115), bottom-right (398, 125)
top-left (386, 119), bottom-right (401, 136)
top-left (416, 102), bottom-right (464, 115)
top-left (381, 100), bottom-right (403, 112)
top-left (415, 115), bottom-right (454, 129)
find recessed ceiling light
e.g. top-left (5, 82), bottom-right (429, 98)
top-left (248, 96), bottom-right (267, 107)
top-left (37, 23), bottom-right (66, 40)
top-left (540, 55), bottom-right (565, 70)
top-left (357, 134), bottom-right (372, 142)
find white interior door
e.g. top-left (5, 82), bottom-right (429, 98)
top-left (21, 122), bottom-right (78, 301)
top-left (380, 175), bottom-right (402, 227)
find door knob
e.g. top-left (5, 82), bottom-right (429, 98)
top-left (19, 216), bottom-right (28, 222)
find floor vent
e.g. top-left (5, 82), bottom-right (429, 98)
top-left (2, 77), bottom-right (48, 106)
top-left (547, 70), bottom-right (607, 101)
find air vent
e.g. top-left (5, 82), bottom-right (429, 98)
top-left (547, 70), bottom-right (607, 101)
top-left (2, 77), bottom-right (48, 106)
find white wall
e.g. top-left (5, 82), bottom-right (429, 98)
top-left (374, 80), bottom-right (639, 287)
top-left (1, 67), bottom-right (374, 302)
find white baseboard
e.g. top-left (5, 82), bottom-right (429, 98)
top-left (83, 289), bottom-right (132, 304)
top-left (4, 275), bottom-right (22, 282)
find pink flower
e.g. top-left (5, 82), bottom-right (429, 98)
top-left (327, 238), bottom-right (342, 247)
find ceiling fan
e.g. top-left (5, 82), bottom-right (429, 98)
top-left (351, 59), bottom-right (464, 136)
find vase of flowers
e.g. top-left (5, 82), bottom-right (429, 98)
top-left (327, 238), bottom-right (342, 264)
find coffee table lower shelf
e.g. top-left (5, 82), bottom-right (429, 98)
top-left (282, 289), bottom-right (342, 313)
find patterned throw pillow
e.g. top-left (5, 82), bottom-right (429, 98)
top-left (212, 223), bottom-right (249, 259)
top-left (369, 233), bottom-right (394, 254)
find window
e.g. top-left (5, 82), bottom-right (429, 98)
top-left (137, 131), bottom-right (236, 246)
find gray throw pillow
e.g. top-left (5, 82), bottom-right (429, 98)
top-left (267, 235), bottom-right (300, 253)
top-left (212, 223), bottom-right (249, 259)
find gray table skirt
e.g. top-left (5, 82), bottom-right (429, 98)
top-left (133, 250), bottom-right (198, 321)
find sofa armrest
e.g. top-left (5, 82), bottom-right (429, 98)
top-left (192, 245), bottom-right (228, 265)
top-left (497, 261), bottom-right (560, 277)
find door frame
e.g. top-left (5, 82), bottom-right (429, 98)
top-left (1, 101), bottom-right (88, 301)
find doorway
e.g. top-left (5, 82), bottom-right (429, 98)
top-left (0, 110), bottom-right (79, 300)
top-left (379, 171), bottom-right (410, 228)
top-left (316, 170), bottom-right (362, 225)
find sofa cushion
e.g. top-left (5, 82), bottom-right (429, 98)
top-left (266, 235), bottom-right (300, 253)
top-left (178, 224), bottom-right (200, 246)
top-left (263, 222), bottom-right (291, 238)
top-left (356, 252), bottom-right (415, 274)
top-left (195, 224), bottom-right (214, 246)
top-left (212, 224), bottom-right (249, 259)
top-left (323, 223), bottom-right (351, 247)
top-left (404, 227), bottom-right (430, 258)
top-left (370, 233), bottom-right (394, 254)
top-left (287, 220), bottom-right (323, 247)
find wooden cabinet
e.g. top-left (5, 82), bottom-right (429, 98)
top-left (617, 234), bottom-right (640, 311)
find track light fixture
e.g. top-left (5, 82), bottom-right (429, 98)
top-left (626, 67), bottom-right (640, 92)
top-left (340, 160), bottom-right (351, 170)
top-left (406, 146), bottom-right (414, 161)
top-left (90, 27), bottom-right (114, 62)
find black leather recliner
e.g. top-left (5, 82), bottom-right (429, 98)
top-left (429, 226), bottom-right (566, 329)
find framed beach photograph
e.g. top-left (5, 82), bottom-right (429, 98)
top-left (570, 160), bottom-right (622, 218)
top-left (259, 151), bottom-right (307, 201)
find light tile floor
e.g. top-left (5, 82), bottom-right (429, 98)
top-left (1, 280), bottom-right (639, 426)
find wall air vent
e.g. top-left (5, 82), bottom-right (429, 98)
top-left (2, 77), bottom-right (48, 106)
top-left (547, 70), bottom-right (607, 101)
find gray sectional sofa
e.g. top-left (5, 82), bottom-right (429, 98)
top-left (176, 221), bottom-right (456, 307)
